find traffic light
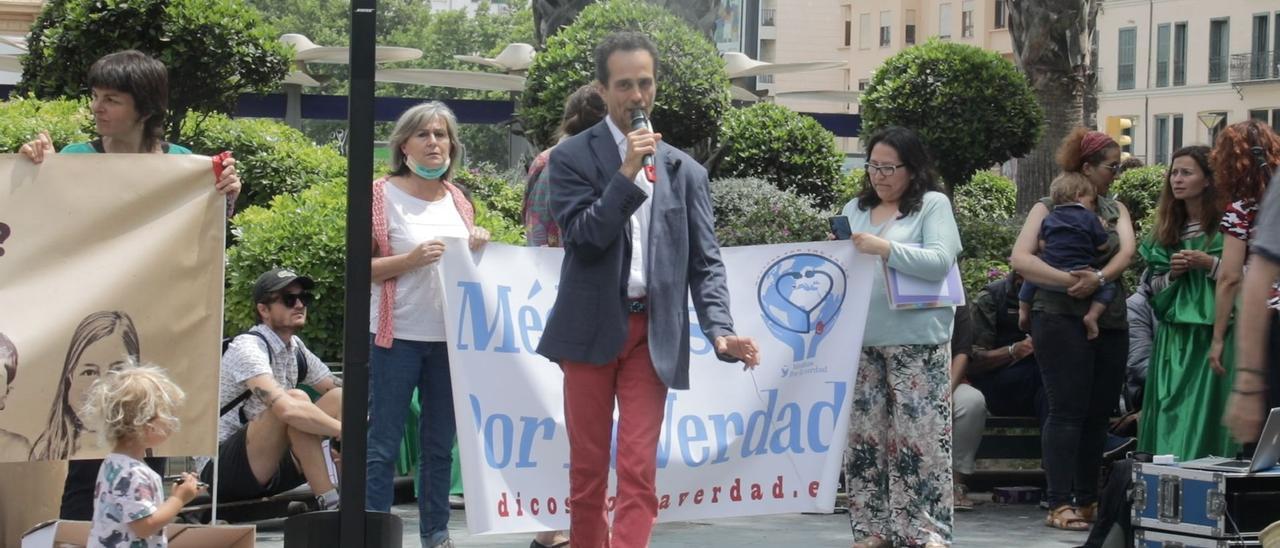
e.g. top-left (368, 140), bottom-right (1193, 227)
top-left (1105, 116), bottom-right (1134, 159)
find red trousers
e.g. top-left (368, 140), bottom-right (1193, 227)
top-left (561, 311), bottom-right (668, 548)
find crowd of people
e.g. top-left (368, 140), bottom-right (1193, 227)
top-left (8, 30), bottom-right (1280, 548)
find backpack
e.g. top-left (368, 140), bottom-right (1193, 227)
top-left (219, 331), bottom-right (309, 424)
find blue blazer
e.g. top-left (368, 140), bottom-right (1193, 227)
top-left (535, 119), bottom-right (738, 389)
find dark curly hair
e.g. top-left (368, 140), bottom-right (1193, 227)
top-left (557, 84), bottom-right (607, 140)
top-left (1211, 119), bottom-right (1280, 204)
top-left (855, 126), bottom-right (940, 218)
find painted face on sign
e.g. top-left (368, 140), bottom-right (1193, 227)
top-left (67, 335), bottom-right (130, 421)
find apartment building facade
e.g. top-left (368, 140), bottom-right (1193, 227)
top-left (766, 0), bottom-right (1015, 153)
top-left (1097, 0), bottom-right (1280, 165)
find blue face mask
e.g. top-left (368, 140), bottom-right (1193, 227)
top-left (406, 155), bottom-right (449, 180)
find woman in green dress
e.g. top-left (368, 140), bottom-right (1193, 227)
top-left (1137, 145), bottom-right (1238, 460)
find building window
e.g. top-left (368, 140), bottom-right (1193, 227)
top-left (1253, 14), bottom-right (1271, 80)
top-left (939, 3), bottom-right (953, 39)
top-left (1173, 115), bottom-right (1183, 152)
top-left (1173, 22), bottom-right (1187, 86)
top-left (1249, 108), bottom-right (1280, 128)
top-left (994, 0), bottom-right (1007, 29)
top-left (1118, 27), bottom-right (1137, 90)
top-left (860, 13), bottom-right (871, 49)
top-left (1156, 24), bottom-right (1170, 88)
top-left (961, 0), bottom-right (974, 38)
top-left (1154, 116), bottom-right (1170, 165)
top-left (858, 79), bottom-right (870, 91)
top-left (906, 10), bottom-right (917, 45)
top-left (843, 6), bottom-right (852, 47)
top-left (1209, 19), bottom-right (1230, 83)
top-left (880, 11), bottom-right (891, 47)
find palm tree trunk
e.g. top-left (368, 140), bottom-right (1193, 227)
top-left (1017, 82), bottom-right (1081, 213)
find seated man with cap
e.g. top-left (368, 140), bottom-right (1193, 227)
top-left (197, 268), bottom-right (343, 509)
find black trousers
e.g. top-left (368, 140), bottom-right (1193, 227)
top-left (60, 457), bottom-right (167, 520)
top-left (1032, 312), bottom-right (1127, 508)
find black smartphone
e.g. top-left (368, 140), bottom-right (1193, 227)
top-left (828, 215), bottom-right (852, 240)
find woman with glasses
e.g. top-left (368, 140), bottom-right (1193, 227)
top-left (1011, 127), bottom-right (1135, 531)
top-left (367, 101), bottom-right (489, 548)
top-left (839, 126), bottom-right (961, 548)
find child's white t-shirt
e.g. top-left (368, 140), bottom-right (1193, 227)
top-left (89, 452), bottom-right (167, 547)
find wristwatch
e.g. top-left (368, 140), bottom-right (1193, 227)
top-left (1095, 270), bottom-right (1107, 285)
top-left (1007, 344), bottom-right (1016, 360)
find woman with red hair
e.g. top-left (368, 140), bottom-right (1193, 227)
top-left (1210, 120), bottom-right (1280, 444)
top-left (1011, 127), bottom-right (1136, 531)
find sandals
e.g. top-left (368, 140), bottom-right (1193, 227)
top-left (1077, 501), bottom-right (1099, 523)
top-left (529, 541), bottom-right (570, 548)
top-left (851, 537), bottom-right (892, 548)
top-left (1045, 505), bottom-right (1091, 531)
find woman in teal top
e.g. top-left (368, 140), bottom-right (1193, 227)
top-left (840, 126), bottom-right (961, 548)
top-left (18, 49), bottom-right (240, 522)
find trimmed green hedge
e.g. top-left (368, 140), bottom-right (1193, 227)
top-left (1111, 164), bottom-right (1166, 232)
top-left (0, 96), bottom-right (93, 152)
top-left (709, 177), bottom-right (828, 246)
top-left (519, 0), bottom-right (730, 151)
top-left (956, 171), bottom-right (1016, 222)
top-left (712, 103), bottom-right (844, 207)
top-left (180, 113), bottom-right (347, 213)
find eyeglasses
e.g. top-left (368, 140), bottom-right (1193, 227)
top-left (1103, 163), bottom-right (1121, 174)
top-left (277, 292), bottom-right (314, 308)
top-left (866, 163), bottom-right (906, 177)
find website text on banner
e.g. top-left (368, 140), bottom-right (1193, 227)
top-left (439, 240), bottom-right (875, 534)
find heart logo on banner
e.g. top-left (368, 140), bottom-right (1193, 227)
top-left (774, 269), bottom-right (834, 323)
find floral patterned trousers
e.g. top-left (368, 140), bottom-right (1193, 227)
top-left (844, 343), bottom-right (953, 546)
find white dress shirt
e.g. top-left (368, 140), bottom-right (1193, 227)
top-left (605, 115), bottom-right (654, 298)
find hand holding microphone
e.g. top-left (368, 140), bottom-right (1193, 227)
top-left (624, 107), bottom-right (661, 183)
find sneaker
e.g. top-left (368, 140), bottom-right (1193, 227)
top-left (428, 539), bottom-right (455, 548)
top-left (448, 494), bottom-right (465, 509)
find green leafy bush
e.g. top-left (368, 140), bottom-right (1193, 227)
top-left (709, 177), bottom-right (828, 246)
top-left (519, 0), bottom-right (730, 151)
top-left (1111, 164), bottom-right (1166, 232)
top-left (454, 164), bottom-right (524, 231)
top-left (20, 0), bottom-right (290, 139)
top-left (955, 171), bottom-right (1017, 222)
top-left (711, 103), bottom-right (844, 207)
top-left (180, 113), bottom-right (346, 212)
top-left (961, 258), bottom-right (1012, 302)
top-left (860, 39), bottom-right (1042, 194)
top-left (831, 168), bottom-right (865, 210)
top-left (0, 96), bottom-right (93, 152)
top-left (226, 178), bottom-right (348, 361)
top-left (474, 200), bottom-right (526, 246)
top-left (957, 215), bottom-right (1020, 264)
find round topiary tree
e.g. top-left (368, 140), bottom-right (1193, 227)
top-left (711, 102), bottom-right (844, 207)
top-left (179, 113), bottom-right (346, 213)
top-left (860, 38), bottom-right (1043, 195)
top-left (20, 0), bottom-right (290, 141)
top-left (519, 0), bottom-right (731, 151)
top-left (709, 177), bottom-right (829, 246)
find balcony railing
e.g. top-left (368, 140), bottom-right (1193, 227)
top-left (761, 8), bottom-right (776, 27)
top-left (1230, 51), bottom-right (1280, 83)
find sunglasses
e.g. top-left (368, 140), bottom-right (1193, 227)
top-left (277, 292), bottom-right (314, 308)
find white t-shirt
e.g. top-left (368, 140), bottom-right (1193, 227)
top-left (370, 181), bottom-right (471, 341)
top-left (90, 452), bottom-right (166, 547)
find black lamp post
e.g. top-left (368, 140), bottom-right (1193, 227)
top-left (283, 0), bottom-right (402, 544)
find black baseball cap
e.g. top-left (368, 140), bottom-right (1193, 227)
top-left (252, 268), bottom-right (315, 303)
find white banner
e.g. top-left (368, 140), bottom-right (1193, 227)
top-left (441, 240), bottom-right (875, 534)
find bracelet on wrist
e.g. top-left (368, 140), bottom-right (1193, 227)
top-left (1232, 387), bottom-right (1269, 396)
top-left (1007, 344), bottom-right (1016, 360)
top-left (1237, 368), bottom-right (1268, 377)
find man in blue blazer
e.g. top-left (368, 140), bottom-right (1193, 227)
top-left (535, 31), bottom-right (760, 548)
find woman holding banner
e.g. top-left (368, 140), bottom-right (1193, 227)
top-left (19, 49), bottom-right (241, 521)
top-left (367, 101), bottom-right (489, 548)
top-left (838, 126), bottom-right (961, 548)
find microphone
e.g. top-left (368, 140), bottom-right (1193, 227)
top-left (630, 107), bottom-right (657, 183)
